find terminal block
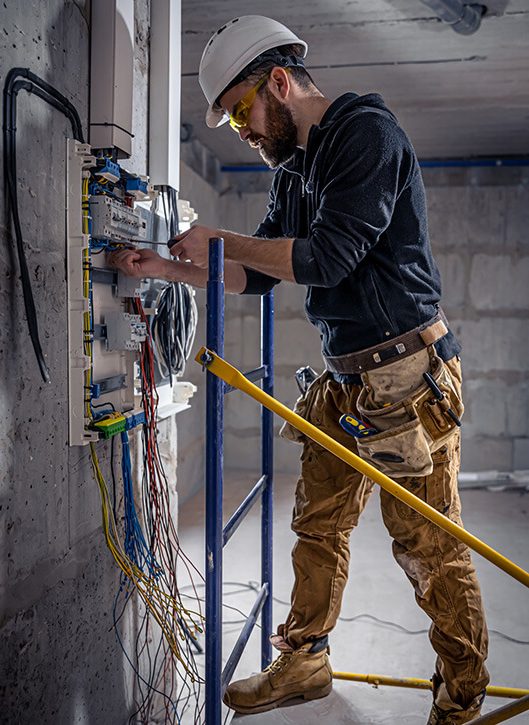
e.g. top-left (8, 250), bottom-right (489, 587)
top-left (126, 176), bottom-right (149, 200)
top-left (105, 311), bottom-right (147, 351)
top-left (95, 158), bottom-right (120, 183)
top-left (124, 408), bottom-right (146, 430)
top-left (90, 195), bottom-right (147, 241)
top-left (91, 413), bottom-right (127, 439)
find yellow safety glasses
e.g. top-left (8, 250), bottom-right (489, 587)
top-left (228, 75), bottom-right (268, 131)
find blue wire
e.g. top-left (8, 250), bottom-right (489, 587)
top-left (121, 431), bottom-right (160, 577)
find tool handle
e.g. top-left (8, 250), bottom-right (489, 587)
top-left (339, 413), bottom-right (378, 438)
top-left (423, 371), bottom-right (443, 400)
top-left (423, 372), bottom-right (462, 427)
top-left (447, 409), bottom-right (462, 427)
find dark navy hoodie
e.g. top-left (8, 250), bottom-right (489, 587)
top-left (243, 93), bottom-right (460, 374)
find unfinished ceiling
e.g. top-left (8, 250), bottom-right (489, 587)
top-left (181, 0), bottom-right (529, 168)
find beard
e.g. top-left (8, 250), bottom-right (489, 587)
top-left (248, 88), bottom-right (298, 168)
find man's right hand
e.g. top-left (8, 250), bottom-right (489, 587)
top-left (107, 248), bottom-right (167, 279)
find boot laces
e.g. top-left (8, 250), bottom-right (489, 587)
top-left (265, 653), bottom-right (292, 675)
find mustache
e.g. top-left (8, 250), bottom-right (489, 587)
top-left (248, 134), bottom-right (264, 148)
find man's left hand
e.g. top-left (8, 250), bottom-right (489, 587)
top-left (168, 225), bottom-right (221, 268)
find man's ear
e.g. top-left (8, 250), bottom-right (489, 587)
top-left (268, 67), bottom-right (291, 101)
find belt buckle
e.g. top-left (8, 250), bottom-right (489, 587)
top-left (372, 342), bottom-right (406, 365)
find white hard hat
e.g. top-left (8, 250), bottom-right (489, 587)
top-left (199, 16), bottom-right (308, 128)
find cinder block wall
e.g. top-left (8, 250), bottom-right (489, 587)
top-left (217, 170), bottom-right (529, 476)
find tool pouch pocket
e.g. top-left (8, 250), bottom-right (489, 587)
top-left (415, 356), bottom-right (464, 447)
top-left (356, 355), bottom-right (463, 478)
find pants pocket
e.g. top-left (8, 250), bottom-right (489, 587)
top-left (279, 372), bottom-right (325, 444)
top-left (394, 446), bottom-right (451, 519)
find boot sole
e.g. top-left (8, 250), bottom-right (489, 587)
top-left (224, 681), bottom-right (333, 715)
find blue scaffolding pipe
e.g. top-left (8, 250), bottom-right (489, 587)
top-left (204, 238), bottom-right (274, 723)
top-left (261, 290), bottom-right (274, 669)
top-left (205, 238), bottom-right (225, 725)
top-left (221, 583), bottom-right (269, 694)
top-left (223, 475), bottom-right (267, 547)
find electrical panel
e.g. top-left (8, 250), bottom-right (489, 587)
top-left (65, 139), bottom-right (196, 446)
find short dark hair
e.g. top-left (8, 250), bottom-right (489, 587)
top-left (247, 44), bottom-right (316, 92)
top-left (216, 43), bottom-right (318, 105)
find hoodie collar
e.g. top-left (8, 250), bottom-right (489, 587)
top-left (280, 92), bottom-right (390, 175)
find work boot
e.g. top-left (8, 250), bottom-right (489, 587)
top-left (427, 682), bottom-right (485, 724)
top-left (223, 641), bottom-right (333, 714)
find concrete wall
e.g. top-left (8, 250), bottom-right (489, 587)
top-left (214, 170), bottom-right (529, 476)
top-left (0, 1), bottom-right (154, 722)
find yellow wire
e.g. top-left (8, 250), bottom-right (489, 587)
top-left (89, 444), bottom-right (204, 678)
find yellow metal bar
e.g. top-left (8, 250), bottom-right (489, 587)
top-left (471, 694), bottom-right (529, 724)
top-left (195, 347), bottom-right (529, 589)
top-left (332, 672), bottom-right (529, 700)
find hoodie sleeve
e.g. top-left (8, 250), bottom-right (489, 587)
top-left (292, 112), bottom-right (413, 288)
top-left (241, 175), bottom-right (282, 295)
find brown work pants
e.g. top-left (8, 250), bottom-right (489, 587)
top-left (281, 355), bottom-right (489, 709)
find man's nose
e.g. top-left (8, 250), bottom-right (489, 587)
top-left (238, 126), bottom-right (251, 142)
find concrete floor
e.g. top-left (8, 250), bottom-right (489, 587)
top-left (178, 470), bottom-right (529, 724)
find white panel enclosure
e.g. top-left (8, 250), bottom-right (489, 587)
top-left (149, 0), bottom-right (181, 189)
top-left (90, 0), bottom-right (134, 157)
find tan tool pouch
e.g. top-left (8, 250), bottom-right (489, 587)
top-left (356, 354), bottom-right (463, 478)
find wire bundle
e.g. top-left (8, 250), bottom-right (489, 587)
top-left (91, 436), bottom-right (204, 723)
top-left (3, 68), bottom-right (84, 382)
top-left (151, 282), bottom-right (198, 384)
top-left (110, 297), bottom-right (205, 724)
top-left (151, 184), bottom-right (198, 383)
top-left (121, 430), bottom-right (160, 577)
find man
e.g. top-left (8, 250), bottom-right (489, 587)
top-left (109, 16), bottom-right (489, 724)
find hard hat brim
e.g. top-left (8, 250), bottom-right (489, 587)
top-left (205, 104), bottom-right (228, 129)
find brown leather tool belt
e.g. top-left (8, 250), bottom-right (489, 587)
top-left (323, 310), bottom-right (449, 375)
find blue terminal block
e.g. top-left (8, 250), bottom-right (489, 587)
top-left (124, 409), bottom-right (146, 430)
top-left (95, 159), bottom-right (121, 184)
top-left (126, 177), bottom-right (148, 196)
